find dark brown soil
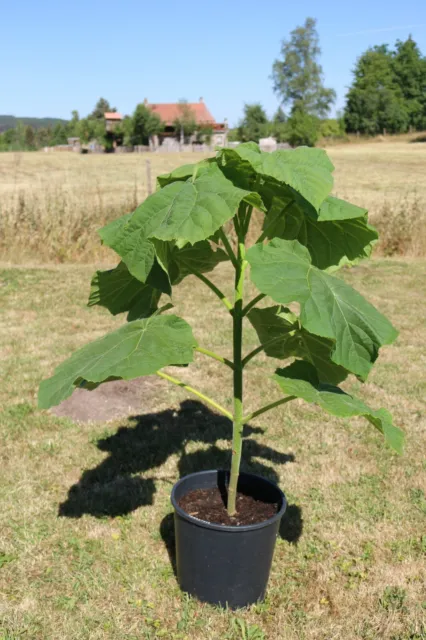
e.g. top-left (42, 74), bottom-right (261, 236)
top-left (178, 486), bottom-right (279, 526)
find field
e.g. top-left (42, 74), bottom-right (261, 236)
top-left (1, 143), bottom-right (426, 639)
top-left (0, 141), bottom-right (426, 262)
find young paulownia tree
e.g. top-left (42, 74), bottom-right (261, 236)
top-left (39, 143), bottom-right (403, 515)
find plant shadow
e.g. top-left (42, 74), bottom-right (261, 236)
top-left (59, 399), bottom-right (303, 563)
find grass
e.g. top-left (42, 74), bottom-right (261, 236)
top-left (1, 141), bottom-right (426, 262)
top-left (1, 259), bottom-right (425, 639)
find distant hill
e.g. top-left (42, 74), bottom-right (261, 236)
top-left (0, 115), bottom-right (68, 133)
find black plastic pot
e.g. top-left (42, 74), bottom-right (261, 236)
top-left (170, 469), bottom-right (286, 608)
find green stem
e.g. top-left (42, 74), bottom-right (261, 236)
top-left (195, 346), bottom-right (234, 369)
top-left (156, 371), bottom-right (233, 420)
top-left (255, 199), bottom-right (294, 244)
top-left (227, 227), bottom-right (246, 515)
top-left (242, 395), bottom-right (295, 423)
top-left (242, 293), bottom-right (266, 317)
top-left (243, 207), bottom-right (253, 236)
top-left (217, 228), bottom-right (238, 268)
top-left (155, 302), bottom-right (174, 315)
top-left (193, 271), bottom-right (233, 313)
top-left (241, 335), bottom-right (284, 367)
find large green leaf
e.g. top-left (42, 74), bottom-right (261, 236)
top-left (99, 215), bottom-right (156, 284)
top-left (247, 305), bottom-right (348, 384)
top-left (149, 239), bottom-right (229, 286)
top-left (218, 143), bottom-right (334, 213)
top-left (246, 239), bottom-right (398, 379)
top-left (262, 196), bottom-right (378, 270)
top-left (88, 262), bottom-right (161, 321)
top-left (38, 315), bottom-right (198, 409)
top-left (274, 361), bottom-right (404, 453)
top-left (106, 164), bottom-right (263, 253)
top-left (157, 163), bottom-right (196, 188)
top-left (156, 159), bottom-right (214, 188)
top-left (318, 195), bottom-right (368, 221)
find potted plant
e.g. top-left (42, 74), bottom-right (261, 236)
top-left (39, 142), bottom-right (403, 609)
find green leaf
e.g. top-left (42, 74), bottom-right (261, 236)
top-left (172, 241), bottom-right (229, 281)
top-left (318, 195), bottom-right (368, 221)
top-left (274, 361), bottom-right (404, 453)
top-left (262, 196), bottom-right (378, 270)
top-left (110, 163), bottom-right (264, 251)
top-left (38, 315), bottom-right (198, 409)
top-left (99, 215), bottom-right (156, 284)
top-left (246, 239), bottom-right (398, 379)
top-left (157, 163), bottom-right (196, 188)
top-left (88, 262), bottom-right (161, 321)
top-left (248, 305), bottom-right (348, 384)
top-left (218, 143), bottom-right (334, 213)
top-left (156, 160), bottom-right (214, 188)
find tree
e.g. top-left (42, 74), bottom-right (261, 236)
top-left (90, 98), bottom-right (115, 121)
top-left (237, 104), bottom-right (269, 142)
top-left (35, 127), bottom-right (52, 148)
top-left (77, 118), bottom-right (105, 144)
top-left (130, 103), bottom-right (163, 145)
top-left (392, 37), bottom-right (426, 130)
top-left (173, 101), bottom-right (197, 142)
top-left (273, 107), bottom-right (286, 124)
top-left (24, 125), bottom-right (35, 150)
top-left (287, 110), bottom-right (319, 146)
top-left (51, 122), bottom-right (68, 145)
top-left (272, 17), bottom-right (335, 118)
top-left (271, 107), bottom-right (288, 142)
top-left (344, 45), bottom-right (409, 135)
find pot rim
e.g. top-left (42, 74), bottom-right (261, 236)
top-left (171, 469), bottom-right (287, 533)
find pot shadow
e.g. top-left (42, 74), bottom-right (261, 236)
top-left (59, 399), bottom-right (303, 560)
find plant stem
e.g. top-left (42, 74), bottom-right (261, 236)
top-left (242, 395), bottom-right (295, 423)
top-left (155, 371), bottom-right (233, 420)
top-left (192, 271), bottom-right (233, 313)
top-left (227, 235), bottom-right (246, 515)
top-left (241, 335), bottom-right (284, 367)
top-left (242, 293), bottom-right (266, 317)
top-left (217, 228), bottom-right (238, 268)
top-left (155, 302), bottom-right (174, 315)
top-left (195, 346), bottom-right (234, 369)
top-left (255, 199), bottom-right (294, 244)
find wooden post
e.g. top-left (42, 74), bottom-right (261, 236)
top-left (146, 159), bottom-right (152, 195)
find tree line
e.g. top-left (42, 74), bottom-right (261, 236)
top-left (0, 99), bottom-right (204, 152)
top-left (230, 19), bottom-right (426, 146)
top-left (1, 18), bottom-right (426, 151)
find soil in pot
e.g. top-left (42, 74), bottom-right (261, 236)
top-left (178, 485), bottom-right (280, 526)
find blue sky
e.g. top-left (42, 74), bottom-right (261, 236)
top-left (2, 0), bottom-right (426, 126)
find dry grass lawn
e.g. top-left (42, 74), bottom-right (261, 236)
top-left (1, 259), bottom-right (425, 639)
top-left (0, 141), bottom-right (426, 261)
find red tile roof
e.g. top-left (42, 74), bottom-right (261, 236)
top-left (104, 112), bottom-right (123, 120)
top-left (147, 102), bottom-right (216, 125)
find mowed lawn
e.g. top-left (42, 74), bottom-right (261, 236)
top-left (1, 259), bottom-right (425, 640)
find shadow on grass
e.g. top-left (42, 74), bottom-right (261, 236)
top-left (59, 399), bottom-right (302, 546)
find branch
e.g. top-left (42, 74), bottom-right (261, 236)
top-left (255, 199), bottom-right (294, 244)
top-left (242, 293), bottom-right (266, 317)
top-left (195, 346), bottom-right (234, 369)
top-left (156, 371), bottom-right (233, 420)
top-left (242, 335), bottom-right (283, 367)
top-left (192, 271), bottom-right (233, 313)
top-left (242, 396), bottom-right (295, 423)
top-left (217, 228), bottom-right (238, 268)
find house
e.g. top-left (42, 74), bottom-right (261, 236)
top-left (104, 112), bottom-right (123, 132)
top-left (145, 98), bottom-right (227, 147)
